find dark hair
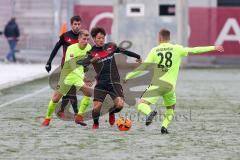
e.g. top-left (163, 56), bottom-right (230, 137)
top-left (159, 29), bottom-right (170, 40)
top-left (90, 27), bottom-right (106, 38)
top-left (70, 16), bottom-right (82, 24)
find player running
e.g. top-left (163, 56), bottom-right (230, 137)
top-left (77, 27), bottom-right (142, 129)
top-left (45, 16), bottom-right (91, 118)
top-left (42, 29), bottom-right (92, 126)
top-left (124, 29), bottom-right (224, 134)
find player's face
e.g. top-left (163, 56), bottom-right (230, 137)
top-left (71, 21), bottom-right (81, 33)
top-left (94, 33), bottom-right (105, 47)
top-left (78, 35), bottom-right (89, 47)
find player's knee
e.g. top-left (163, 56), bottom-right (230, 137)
top-left (93, 105), bottom-right (100, 111)
top-left (114, 97), bottom-right (124, 108)
top-left (116, 101), bottom-right (124, 109)
top-left (52, 99), bottom-right (58, 103)
top-left (52, 93), bottom-right (61, 103)
top-left (52, 97), bottom-right (59, 103)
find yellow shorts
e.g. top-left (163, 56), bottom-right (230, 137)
top-left (57, 71), bottom-right (85, 96)
top-left (141, 81), bottom-right (176, 106)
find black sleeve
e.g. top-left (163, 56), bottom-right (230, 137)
top-left (15, 24), bottom-right (20, 37)
top-left (76, 52), bottom-right (94, 67)
top-left (116, 47), bottom-right (141, 59)
top-left (47, 35), bottom-right (64, 64)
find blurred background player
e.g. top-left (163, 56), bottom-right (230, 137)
top-left (77, 27), bottom-right (142, 129)
top-left (124, 28), bottom-right (224, 134)
top-left (45, 16), bottom-right (91, 118)
top-left (42, 29), bottom-right (92, 126)
top-left (4, 17), bottom-right (20, 63)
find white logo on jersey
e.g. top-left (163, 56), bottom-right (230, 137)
top-left (98, 55), bottom-right (113, 63)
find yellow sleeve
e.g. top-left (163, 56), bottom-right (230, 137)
top-left (176, 45), bottom-right (215, 57)
top-left (185, 46), bottom-right (215, 55)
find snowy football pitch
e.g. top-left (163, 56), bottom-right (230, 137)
top-left (0, 68), bottom-right (239, 160)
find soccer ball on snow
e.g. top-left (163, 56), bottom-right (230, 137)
top-left (116, 117), bottom-right (132, 131)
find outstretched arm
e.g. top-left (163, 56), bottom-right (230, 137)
top-left (185, 45), bottom-right (224, 55)
top-left (116, 46), bottom-right (142, 63)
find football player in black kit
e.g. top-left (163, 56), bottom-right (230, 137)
top-left (44, 16), bottom-right (91, 120)
top-left (76, 27), bottom-right (142, 129)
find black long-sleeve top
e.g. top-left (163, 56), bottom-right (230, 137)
top-left (78, 42), bottom-right (141, 83)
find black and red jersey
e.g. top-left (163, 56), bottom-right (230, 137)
top-left (47, 30), bottom-right (79, 66)
top-left (80, 43), bottom-right (141, 83)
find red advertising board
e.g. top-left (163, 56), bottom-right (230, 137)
top-left (189, 7), bottom-right (240, 56)
top-left (74, 5), bottom-right (113, 35)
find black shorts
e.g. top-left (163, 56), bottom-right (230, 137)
top-left (94, 83), bottom-right (124, 102)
